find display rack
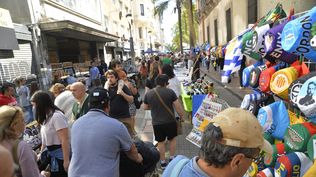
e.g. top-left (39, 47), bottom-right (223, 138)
top-left (186, 95), bottom-right (230, 147)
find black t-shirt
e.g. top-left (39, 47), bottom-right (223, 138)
top-left (108, 85), bottom-right (131, 118)
top-left (144, 87), bottom-right (178, 125)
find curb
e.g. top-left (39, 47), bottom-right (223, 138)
top-left (200, 69), bottom-right (243, 101)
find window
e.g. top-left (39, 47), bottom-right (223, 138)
top-left (121, 25), bottom-right (124, 35)
top-left (248, 0), bottom-right (258, 24)
top-left (125, 7), bottom-right (128, 15)
top-left (119, 2), bottom-right (123, 11)
top-left (139, 27), bottom-right (143, 39)
top-left (206, 26), bottom-right (210, 43)
top-left (114, 21), bottom-right (118, 35)
top-left (140, 4), bottom-right (144, 16)
top-left (104, 16), bottom-right (109, 32)
top-left (214, 19), bottom-right (218, 45)
top-left (226, 8), bottom-right (232, 42)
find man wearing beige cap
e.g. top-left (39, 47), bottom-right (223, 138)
top-left (162, 108), bottom-right (272, 177)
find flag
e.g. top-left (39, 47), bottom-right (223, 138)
top-left (221, 29), bottom-right (251, 83)
top-left (204, 43), bottom-right (210, 51)
top-left (257, 3), bottom-right (287, 27)
top-left (221, 36), bottom-right (243, 83)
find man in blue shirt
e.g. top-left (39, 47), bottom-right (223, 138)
top-left (69, 88), bottom-right (143, 177)
top-left (89, 60), bottom-right (100, 87)
top-left (162, 108), bottom-right (273, 177)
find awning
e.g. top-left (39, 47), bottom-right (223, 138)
top-left (39, 20), bottom-right (120, 42)
top-left (0, 8), bottom-right (19, 50)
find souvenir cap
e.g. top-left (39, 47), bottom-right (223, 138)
top-left (257, 167), bottom-right (274, 177)
top-left (270, 67), bottom-right (299, 100)
top-left (257, 101), bottom-right (290, 140)
top-left (288, 72), bottom-right (316, 108)
top-left (297, 76), bottom-right (316, 122)
top-left (284, 122), bottom-right (316, 152)
top-left (307, 134), bottom-right (316, 161)
top-left (274, 152), bottom-right (313, 177)
top-left (264, 20), bottom-right (297, 64)
top-left (281, 6), bottom-right (316, 61)
top-left (264, 143), bottom-right (287, 167)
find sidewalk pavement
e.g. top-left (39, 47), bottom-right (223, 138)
top-left (200, 67), bottom-right (252, 100)
top-left (135, 88), bottom-right (200, 159)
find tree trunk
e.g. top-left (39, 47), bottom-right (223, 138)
top-left (187, 0), bottom-right (195, 48)
top-left (176, 0), bottom-right (183, 54)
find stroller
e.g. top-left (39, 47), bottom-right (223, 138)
top-left (120, 141), bottom-right (160, 177)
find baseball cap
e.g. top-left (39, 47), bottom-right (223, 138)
top-left (242, 60), bottom-right (264, 87)
top-left (288, 72), bottom-right (316, 108)
top-left (264, 143), bottom-right (287, 167)
top-left (284, 122), bottom-right (316, 152)
top-left (297, 76), bottom-right (316, 122)
top-left (241, 30), bottom-right (262, 60)
top-left (281, 6), bottom-right (316, 61)
top-left (209, 108), bottom-right (273, 155)
top-left (274, 152), bottom-right (313, 177)
top-left (155, 74), bottom-right (169, 86)
top-left (270, 67), bottom-right (299, 100)
top-left (259, 63), bottom-right (286, 92)
top-left (88, 87), bottom-right (109, 105)
top-left (257, 101), bottom-right (290, 140)
top-left (252, 24), bottom-right (275, 62)
top-left (257, 167), bottom-right (274, 177)
top-left (307, 134), bottom-right (316, 160)
top-left (249, 65), bottom-right (267, 88)
top-left (264, 20), bottom-right (297, 64)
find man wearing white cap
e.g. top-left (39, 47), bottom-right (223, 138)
top-left (162, 108), bottom-right (273, 177)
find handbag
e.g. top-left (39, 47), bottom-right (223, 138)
top-left (154, 88), bottom-right (183, 135)
top-left (133, 92), bottom-right (142, 109)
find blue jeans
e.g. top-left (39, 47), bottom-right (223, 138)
top-left (23, 105), bottom-right (34, 124)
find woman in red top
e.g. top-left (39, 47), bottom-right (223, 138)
top-left (139, 61), bottom-right (148, 88)
top-left (0, 83), bottom-right (17, 106)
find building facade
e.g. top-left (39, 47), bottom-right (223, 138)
top-left (0, 4), bottom-right (33, 84)
top-left (102, 0), bottom-right (133, 62)
top-left (132, 0), bottom-right (164, 56)
top-left (197, 0), bottom-right (316, 46)
top-left (0, 0), bottom-right (163, 87)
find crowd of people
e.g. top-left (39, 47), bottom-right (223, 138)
top-left (0, 54), bottom-right (186, 177)
top-left (0, 53), bottom-right (272, 177)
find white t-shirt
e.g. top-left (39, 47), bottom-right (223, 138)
top-left (168, 77), bottom-right (181, 98)
top-left (41, 110), bottom-right (68, 146)
top-left (54, 90), bottom-right (76, 121)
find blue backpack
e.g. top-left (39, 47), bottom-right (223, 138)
top-left (162, 155), bottom-right (190, 177)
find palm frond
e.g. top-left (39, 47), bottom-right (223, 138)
top-left (154, 1), bottom-right (170, 17)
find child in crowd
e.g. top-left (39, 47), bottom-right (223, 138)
top-left (104, 60), bottom-right (126, 91)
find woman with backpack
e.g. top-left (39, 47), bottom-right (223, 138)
top-left (0, 105), bottom-right (49, 177)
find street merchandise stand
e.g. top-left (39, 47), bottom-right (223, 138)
top-left (194, 3), bottom-right (316, 176)
top-left (186, 95), bottom-right (230, 147)
top-left (180, 79), bottom-right (215, 115)
top-left (180, 83), bottom-right (193, 112)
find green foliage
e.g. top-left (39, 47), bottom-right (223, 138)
top-left (171, 2), bottom-right (198, 50)
top-left (154, 0), bottom-right (170, 19)
top-left (165, 43), bottom-right (178, 52)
